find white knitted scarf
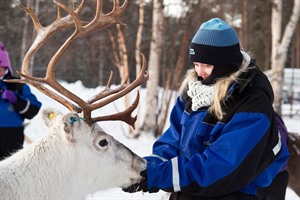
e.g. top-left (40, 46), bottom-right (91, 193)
top-left (187, 80), bottom-right (215, 111)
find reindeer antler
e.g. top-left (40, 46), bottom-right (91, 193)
top-left (7, 0), bottom-right (149, 128)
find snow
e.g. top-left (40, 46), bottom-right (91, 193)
top-left (22, 80), bottom-right (300, 200)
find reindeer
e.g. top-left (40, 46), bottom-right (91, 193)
top-left (0, 108), bottom-right (147, 199)
top-left (0, 0), bottom-right (149, 199)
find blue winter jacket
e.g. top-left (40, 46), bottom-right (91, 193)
top-left (144, 66), bottom-right (289, 197)
top-left (0, 76), bottom-right (41, 128)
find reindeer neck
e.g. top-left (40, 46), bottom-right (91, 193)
top-left (0, 129), bottom-right (80, 199)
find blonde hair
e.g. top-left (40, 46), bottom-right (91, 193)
top-left (178, 69), bottom-right (198, 95)
top-left (208, 66), bottom-right (248, 119)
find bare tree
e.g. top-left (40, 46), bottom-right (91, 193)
top-left (109, 24), bottom-right (129, 83)
top-left (21, 0), bottom-right (31, 62)
top-left (154, 1), bottom-right (202, 137)
top-left (142, 0), bottom-right (164, 133)
top-left (240, 0), bottom-right (249, 49)
top-left (131, 0), bottom-right (145, 137)
top-left (271, 0), bottom-right (300, 114)
top-left (135, 0), bottom-right (144, 74)
top-left (109, 23), bottom-right (137, 135)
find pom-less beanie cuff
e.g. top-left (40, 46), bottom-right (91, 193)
top-left (189, 43), bottom-right (243, 67)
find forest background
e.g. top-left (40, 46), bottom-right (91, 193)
top-left (0, 0), bottom-right (299, 137)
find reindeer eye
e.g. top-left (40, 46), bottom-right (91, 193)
top-left (99, 139), bottom-right (108, 147)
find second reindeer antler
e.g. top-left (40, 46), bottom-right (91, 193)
top-left (8, 0), bottom-right (149, 128)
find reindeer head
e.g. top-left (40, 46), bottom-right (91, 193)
top-left (40, 107), bottom-right (146, 193)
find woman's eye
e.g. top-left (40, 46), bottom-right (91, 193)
top-left (99, 139), bottom-right (108, 147)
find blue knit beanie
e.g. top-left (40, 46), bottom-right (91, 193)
top-left (189, 18), bottom-right (243, 69)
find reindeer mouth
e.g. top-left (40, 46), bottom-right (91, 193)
top-left (131, 176), bottom-right (144, 184)
top-left (119, 176), bottom-right (143, 189)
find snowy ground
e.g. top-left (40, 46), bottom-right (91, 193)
top-left (23, 81), bottom-right (300, 200)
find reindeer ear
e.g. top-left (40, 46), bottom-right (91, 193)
top-left (42, 108), bottom-right (63, 128)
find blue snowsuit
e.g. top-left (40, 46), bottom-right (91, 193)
top-left (144, 65), bottom-right (289, 199)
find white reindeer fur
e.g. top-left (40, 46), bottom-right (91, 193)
top-left (0, 108), bottom-right (146, 199)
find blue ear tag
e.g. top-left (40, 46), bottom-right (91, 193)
top-left (70, 117), bottom-right (86, 125)
top-left (70, 117), bottom-right (78, 125)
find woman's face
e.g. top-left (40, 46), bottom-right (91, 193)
top-left (193, 62), bottom-right (214, 80)
top-left (0, 67), bottom-right (7, 79)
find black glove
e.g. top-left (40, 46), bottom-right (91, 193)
top-left (122, 170), bottom-right (148, 193)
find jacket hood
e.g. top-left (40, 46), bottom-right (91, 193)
top-left (235, 52), bottom-right (274, 103)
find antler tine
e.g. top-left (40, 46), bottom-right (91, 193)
top-left (88, 0), bottom-right (127, 31)
top-left (5, 71), bottom-right (82, 112)
top-left (19, 5), bottom-right (42, 34)
top-left (87, 71), bottom-right (114, 104)
top-left (18, 5), bottom-right (42, 75)
top-left (92, 91), bottom-right (140, 129)
top-left (83, 54), bottom-right (148, 126)
top-left (91, 54), bottom-right (148, 109)
top-left (72, 0), bottom-right (86, 11)
top-left (87, 71), bottom-right (129, 104)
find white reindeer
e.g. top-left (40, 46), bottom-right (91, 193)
top-left (1, 0), bottom-right (150, 199)
top-left (0, 108), bottom-right (146, 199)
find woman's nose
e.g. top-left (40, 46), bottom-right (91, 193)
top-left (196, 66), bottom-right (204, 75)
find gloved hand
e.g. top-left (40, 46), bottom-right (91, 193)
top-left (122, 170), bottom-right (148, 193)
top-left (2, 89), bottom-right (18, 104)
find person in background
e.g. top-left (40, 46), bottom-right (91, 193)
top-left (257, 112), bottom-right (289, 200)
top-left (0, 41), bottom-right (42, 161)
top-left (122, 18), bottom-right (289, 200)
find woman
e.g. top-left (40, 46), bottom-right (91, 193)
top-left (123, 18), bottom-right (289, 200)
top-left (0, 41), bottom-right (42, 160)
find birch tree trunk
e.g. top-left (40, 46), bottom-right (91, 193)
top-left (142, 0), bottom-right (164, 133)
top-left (132, 0), bottom-right (145, 136)
top-left (241, 0), bottom-right (250, 49)
top-left (271, 0), bottom-right (300, 114)
top-left (135, 0), bottom-right (144, 75)
top-left (108, 25), bottom-right (129, 84)
top-left (98, 34), bottom-right (105, 86)
top-left (108, 25), bottom-right (132, 133)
